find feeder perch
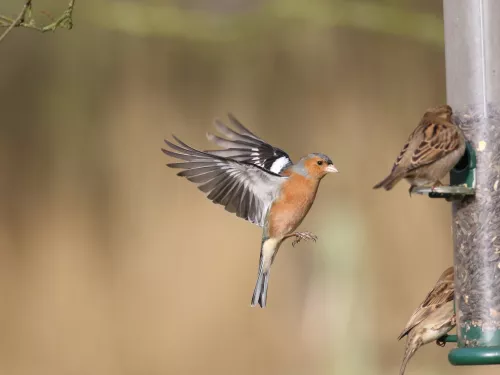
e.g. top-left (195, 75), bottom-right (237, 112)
top-left (444, 334), bottom-right (458, 343)
top-left (411, 142), bottom-right (476, 201)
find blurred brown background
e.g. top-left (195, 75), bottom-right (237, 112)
top-left (0, 0), bottom-right (495, 374)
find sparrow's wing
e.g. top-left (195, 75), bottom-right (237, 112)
top-left (405, 120), bottom-right (463, 172)
top-left (398, 267), bottom-right (454, 340)
top-left (163, 136), bottom-right (287, 227)
top-left (204, 113), bottom-right (293, 175)
top-left (390, 141), bottom-right (411, 173)
top-left (430, 303), bottom-right (455, 331)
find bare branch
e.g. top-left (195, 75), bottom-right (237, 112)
top-left (0, 0), bottom-right (32, 43)
top-left (0, 0), bottom-right (75, 43)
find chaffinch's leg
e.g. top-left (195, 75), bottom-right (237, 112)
top-left (283, 232), bottom-right (318, 247)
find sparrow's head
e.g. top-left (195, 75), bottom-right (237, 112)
top-left (425, 104), bottom-right (453, 120)
top-left (439, 266), bottom-right (455, 284)
top-left (297, 153), bottom-right (338, 179)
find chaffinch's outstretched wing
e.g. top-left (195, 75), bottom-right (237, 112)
top-left (204, 113), bottom-right (293, 175)
top-left (163, 136), bottom-right (287, 227)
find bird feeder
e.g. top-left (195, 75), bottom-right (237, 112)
top-left (443, 0), bottom-right (500, 366)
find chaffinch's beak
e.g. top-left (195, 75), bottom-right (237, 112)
top-left (325, 164), bottom-right (338, 173)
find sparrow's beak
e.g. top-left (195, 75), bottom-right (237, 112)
top-left (325, 164), bottom-right (338, 173)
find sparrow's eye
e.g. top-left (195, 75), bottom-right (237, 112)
top-left (317, 160), bottom-right (323, 166)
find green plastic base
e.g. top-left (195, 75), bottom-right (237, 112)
top-left (449, 347), bottom-right (500, 366)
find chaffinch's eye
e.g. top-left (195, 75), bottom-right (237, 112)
top-left (317, 160), bottom-right (323, 166)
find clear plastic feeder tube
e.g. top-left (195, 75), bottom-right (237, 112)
top-left (444, 0), bottom-right (500, 361)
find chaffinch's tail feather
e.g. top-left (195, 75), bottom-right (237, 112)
top-left (251, 238), bottom-right (280, 308)
top-left (251, 267), bottom-right (269, 308)
top-left (259, 273), bottom-right (270, 307)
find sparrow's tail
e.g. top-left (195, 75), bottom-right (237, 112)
top-left (251, 238), bottom-right (279, 308)
top-left (373, 172), bottom-right (403, 190)
top-left (399, 339), bottom-right (420, 375)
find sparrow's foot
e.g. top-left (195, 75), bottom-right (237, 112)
top-left (431, 181), bottom-right (444, 191)
top-left (409, 185), bottom-right (416, 197)
top-left (436, 335), bottom-right (448, 347)
top-left (286, 232), bottom-right (318, 247)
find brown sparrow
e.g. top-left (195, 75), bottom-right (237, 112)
top-left (398, 267), bottom-right (455, 375)
top-left (373, 105), bottom-right (466, 195)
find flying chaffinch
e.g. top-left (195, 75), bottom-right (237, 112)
top-left (162, 114), bottom-right (338, 307)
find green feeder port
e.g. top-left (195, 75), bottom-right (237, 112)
top-left (448, 326), bottom-right (500, 366)
top-left (449, 347), bottom-right (500, 366)
top-left (438, 290), bottom-right (500, 366)
top-left (439, 323), bottom-right (500, 366)
top-left (412, 142), bottom-right (476, 201)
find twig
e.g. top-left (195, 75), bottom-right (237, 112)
top-left (0, 0), bottom-right (75, 43)
top-left (0, 0), bottom-right (31, 43)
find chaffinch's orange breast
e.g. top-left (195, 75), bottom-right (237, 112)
top-left (268, 173), bottom-right (320, 238)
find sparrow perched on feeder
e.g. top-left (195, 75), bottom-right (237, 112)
top-left (373, 105), bottom-right (466, 195)
top-left (398, 266), bottom-right (455, 375)
top-left (162, 114), bottom-right (338, 307)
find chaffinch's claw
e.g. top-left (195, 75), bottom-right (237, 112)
top-left (289, 231), bottom-right (318, 247)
